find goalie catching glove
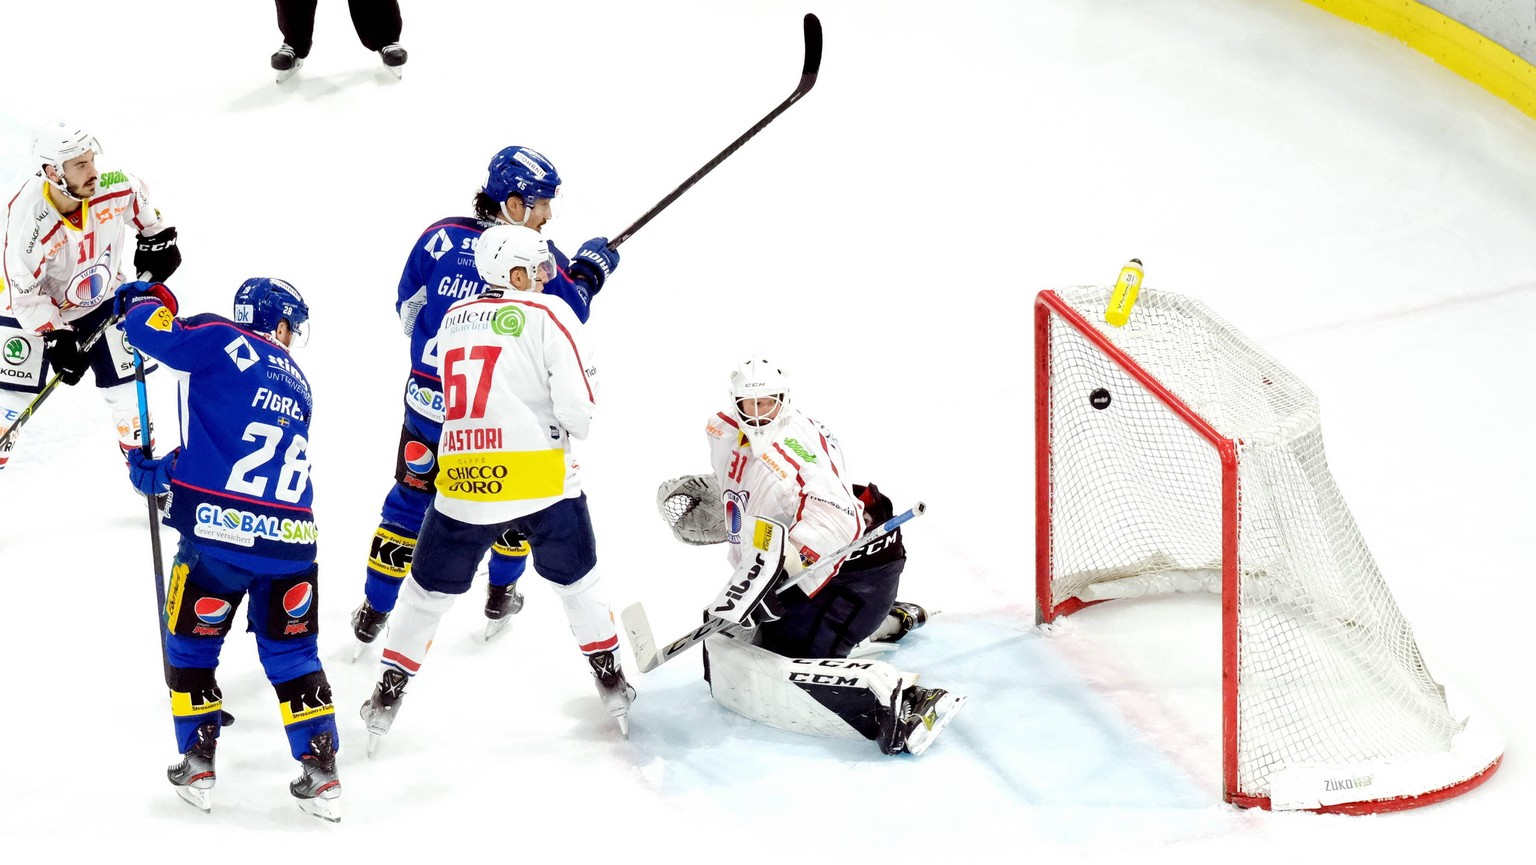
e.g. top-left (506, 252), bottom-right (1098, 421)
top-left (656, 474), bottom-right (726, 545)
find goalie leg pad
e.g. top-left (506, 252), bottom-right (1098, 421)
top-left (704, 633), bottom-right (913, 742)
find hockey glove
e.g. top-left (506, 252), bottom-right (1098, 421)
top-left (113, 280), bottom-right (179, 318)
top-left (569, 237), bottom-right (619, 292)
top-left (42, 330), bottom-right (89, 386)
top-left (134, 226), bottom-right (182, 283)
top-left (127, 446), bottom-right (178, 496)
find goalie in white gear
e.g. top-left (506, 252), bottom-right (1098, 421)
top-left (654, 357), bottom-right (962, 755)
top-left (1, 122), bottom-right (182, 474)
top-left (360, 224), bottom-right (634, 747)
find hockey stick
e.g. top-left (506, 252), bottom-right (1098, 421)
top-left (621, 501), bottom-right (926, 673)
top-left (0, 315), bottom-right (118, 454)
top-left (607, 12), bottom-right (823, 250)
top-left (131, 347), bottom-right (170, 674)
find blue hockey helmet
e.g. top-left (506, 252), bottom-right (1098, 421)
top-left (233, 277), bottom-right (310, 345)
top-left (483, 146), bottom-right (561, 206)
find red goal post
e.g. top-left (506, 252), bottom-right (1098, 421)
top-left (1034, 286), bottom-right (1502, 813)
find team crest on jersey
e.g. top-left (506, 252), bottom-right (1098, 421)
top-left (194, 597), bottom-right (232, 624)
top-left (283, 582), bottom-right (314, 618)
top-left (724, 489), bottom-right (749, 545)
top-left (66, 252), bottom-right (114, 308)
top-left (424, 228), bottom-right (453, 261)
top-left (148, 307), bottom-right (174, 332)
top-left (224, 335), bottom-right (260, 371)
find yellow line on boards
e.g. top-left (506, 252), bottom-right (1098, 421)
top-left (1303, 0), bottom-right (1536, 121)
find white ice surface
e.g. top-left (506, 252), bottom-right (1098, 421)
top-left (0, 0), bottom-right (1531, 860)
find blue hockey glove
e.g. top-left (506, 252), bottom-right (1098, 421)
top-left (127, 447), bottom-right (178, 496)
top-left (113, 280), bottom-right (179, 319)
top-left (569, 237), bottom-right (619, 291)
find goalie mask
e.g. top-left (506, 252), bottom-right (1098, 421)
top-left (730, 355), bottom-right (791, 447)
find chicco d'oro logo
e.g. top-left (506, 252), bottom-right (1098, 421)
top-left (492, 306), bottom-right (526, 336)
top-left (3, 337), bottom-right (29, 365)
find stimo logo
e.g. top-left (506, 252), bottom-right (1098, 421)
top-left (224, 335), bottom-right (260, 372)
top-left (424, 228), bottom-right (453, 261)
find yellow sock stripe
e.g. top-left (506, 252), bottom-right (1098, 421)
top-left (1302, 0), bottom-right (1536, 122)
top-left (170, 690), bottom-right (223, 718)
top-left (492, 539), bottom-right (531, 557)
top-left (281, 699), bottom-right (336, 727)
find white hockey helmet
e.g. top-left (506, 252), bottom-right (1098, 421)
top-left (33, 121), bottom-right (101, 171)
top-left (475, 224), bottom-right (555, 290)
top-left (729, 355), bottom-right (792, 443)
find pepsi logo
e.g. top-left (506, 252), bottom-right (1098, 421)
top-left (403, 440), bottom-right (435, 474)
top-left (194, 597), bottom-right (232, 624)
top-left (283, 582), bottom-right (314, 618)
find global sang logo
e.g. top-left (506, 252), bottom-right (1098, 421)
top-left (406, 380), bottom-right (445, 422)
top-left (193, 504), bottom-right (317, 547)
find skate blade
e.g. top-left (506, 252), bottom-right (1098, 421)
top-left (905, 694), bottom-right (967, 757)
top-left (351, 641), bottom-right (366, 662)
top-left (483, 617), bottom-right (512, 642)
top-left (174, 785), bottom-right (212, 813)
top-left (386, 67), bottom-right (403, 80)
top-left (275, 61), bottom-right (302, 85)
top-left (614, 712), bottom-right (629, 739)
top-left (366, 731), bottom-right (385, 758)
top-left (296, 795), bottom-right (341, 823)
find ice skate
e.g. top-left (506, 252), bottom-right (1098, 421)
top-left (588, 650), bottom-right (636, 738)
top-left (379, 43), bottom-right (407, 79)
top-left (876, 682), bottom-right (965, 756)
top-left (350, 600), bottom-right (389, 661)
top-left (483, 582), bottom-right (524, 641)
top-left (167, 722), bottom-right (218, 813)
top-left (290, 731), bottom-right (341, 823)
top-left (873, 601), bottom-right (931, 644)
top-left (271, 44), bottom-right (303, 84)
top-left (360, 667), bottom-right (409, 756)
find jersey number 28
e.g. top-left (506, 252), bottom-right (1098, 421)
top-left (226, 421), bottom-right (311, 503)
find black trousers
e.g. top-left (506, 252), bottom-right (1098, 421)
top-left (754, 559), bottom-right (903, 659)
top-left (275, 0), bottom-right (402, 56)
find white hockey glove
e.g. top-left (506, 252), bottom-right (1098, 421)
top-left (656, 474), bottom-right (727, 545)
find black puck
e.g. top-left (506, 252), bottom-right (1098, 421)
top-left (1089, 388), bottom-right (1111, 410)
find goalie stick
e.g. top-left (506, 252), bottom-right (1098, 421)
top-left (621, 501), bottom-right (927, 673)
top-left (607, 12), bottom-right (823, 250)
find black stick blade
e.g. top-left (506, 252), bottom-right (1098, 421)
top-left (803, 13), bottom-right (823, 77)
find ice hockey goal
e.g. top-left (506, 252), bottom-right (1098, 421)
top-left (1034, 285), bottom-right (1502, 812)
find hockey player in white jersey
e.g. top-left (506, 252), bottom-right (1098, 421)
top-left (0, 122), bottom-right (181, 473)
top-left (361, 224), bottom-right (633, 748)
top-left (656, 358), bottom-right (963, 755)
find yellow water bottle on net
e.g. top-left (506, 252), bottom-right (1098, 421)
top-left (1105, 258), bottom-right (1143, 327)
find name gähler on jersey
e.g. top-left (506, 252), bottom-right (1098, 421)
top-left (194, 504), bottom-right (318, 547)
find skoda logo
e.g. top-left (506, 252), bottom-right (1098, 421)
top-left (3, 336), bottom-right (29, 365)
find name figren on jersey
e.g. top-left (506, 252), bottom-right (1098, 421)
top-left (395, 217), bottom-right (594, 434)
top-left (121, 306), bottom-right (317, 569)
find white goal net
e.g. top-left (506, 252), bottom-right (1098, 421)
top-left (1035, 286), bottom-right (1502, 812)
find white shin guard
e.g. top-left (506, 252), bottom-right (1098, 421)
top-left (101, 381), bottom-right (151, 452)
top-left (381, 576), bottom-right (460, 674)
top-left (550, 569), bottom-right (619, 653)
top-left (704, 632), bottom-right (913, 741)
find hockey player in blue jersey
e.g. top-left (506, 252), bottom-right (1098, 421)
top-left (115, 276), bottom-right (341, 823)
top-left (352, 145), bottom-right (620, 647)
